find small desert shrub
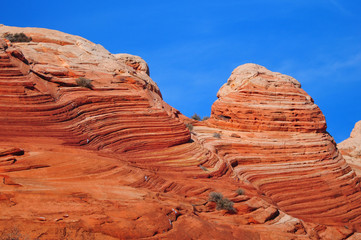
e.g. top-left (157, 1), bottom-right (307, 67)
top-left (186, 123), bottom-right (193, 131)
top-left (209, 192), bottom-right (223, 202)
top-left (209, 192), bottom-right (236, 212)
top-left (0, 227), bottom-right (26, 240)
top-left (4, 32), bottom-right (32, 42)
top-left (216, 198), bottom-right (235, 212)
top-left (202, 116), bottom-right (210, 121)
top-left (191, 113), bottom-right (201, 121)
top-left (213, 132), bottom-right (221, 138)
top-left (236, 188), bottom-right (245, 195)
top-left (76, 77), bottom-right (93, 89)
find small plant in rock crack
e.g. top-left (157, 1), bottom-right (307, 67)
top-left (213, 132), bottom-right (221, 138)
top-left (236, 188), bottom-right (245, 195)
top-left (186, 123), bottom-right (193, 131)
top-left (209, 192), bottom-right (223, 202)
top-left (76, 77), bottom-right (93, 89)
top-left (191, 113), bottom-right (201, 121)
top-left (4, 32), bottom-right (32, 42)
top-left (209, 192), bottom-right (236, 212)
top-left (0, 226), bottom-right (29, 240)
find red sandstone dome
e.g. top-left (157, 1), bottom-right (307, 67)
top-left (0, 25), bottom-right (361, 240)
top-left (209, 63), bottom-right (326, 132)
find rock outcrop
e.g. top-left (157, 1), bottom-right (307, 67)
top-left (209, 64), bottom-right (326, 132)
top-left (114, 53), bottom-right (150, 76)
top-left (199, 64), bottom-right (361, 229)
top-left (0, 25), bottom-right (360, 240)
top-left (338, 121), bottom-right (361, 175)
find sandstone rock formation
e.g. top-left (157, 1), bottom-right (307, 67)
top-left (209, 63), bottom-right (326, 132)
top-left (114, 53), bottom-right (150, 76)
top-left (338, 121), bottom-right (361, 175)
top-left (0, 25), bottom-right (360, 240)
top-left (201, 64), bottom-right (361, 228)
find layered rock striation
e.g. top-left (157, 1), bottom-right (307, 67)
top-left (338, 121), bottom-right (361, 175)
top-left (0, 25), bottom-right (360, 240)
top-left (208, 64), bottom-right (326, 132)
top-left (0, 26), bottom-right (189, 152)
top-left (201, 64), bottom-right (361, 226)
top-left (0, 25), bottom-right (230, 239)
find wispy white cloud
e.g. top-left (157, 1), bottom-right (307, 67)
top-left (327, 0), bottom-right (354, 16)
top-left (276, 51), bottom-right (361, 84)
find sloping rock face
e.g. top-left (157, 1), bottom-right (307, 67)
top-left (202, 64), bottom-right (361, 227)
top-left (0, 25), bottom-right (361, 240)
top-left (338, 121), bottom-right (361, 175)
top-left (209, 64), bottom-right (326, 132)
top-left (0, 26), bottom-right (186, 151)
top-left (114, 53), bottom-right (150, 76)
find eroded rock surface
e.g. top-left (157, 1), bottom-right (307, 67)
top-left (0, 25), bottom-right (360, 240)
top-left (196, 64), bottom-right (361, 229)
top-left (114, 53), bottom-right (150, 76)
top-left (339, 121), bottom-right (361, 175)
top-left (209, 63), bottom-right (326, 132)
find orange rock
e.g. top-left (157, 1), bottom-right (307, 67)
top-left (0, 25), bottom-right (361, 239)
top-left (338, 120), bottom-right (361, 175)
top-left (194, 63), bottom-right (361, 230)
top-left (208, 63), bottom-right (326, 133)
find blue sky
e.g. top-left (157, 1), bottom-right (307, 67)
top-left (2, 0), bottom-right (361, 143)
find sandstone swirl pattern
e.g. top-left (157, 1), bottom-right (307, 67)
top-left (0, 25), bottom-right (361, 239)
top-left (201, 64), bottom-right (361, 227)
